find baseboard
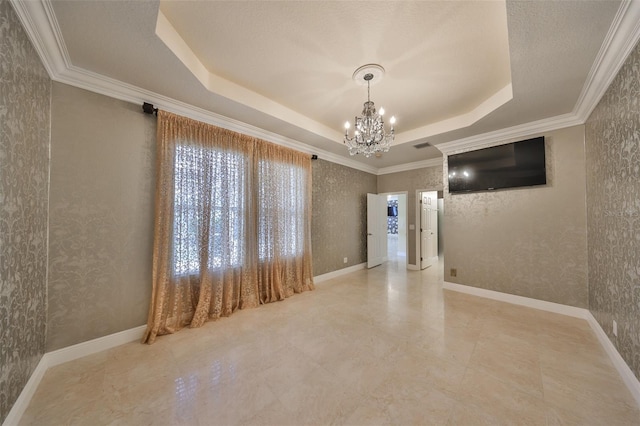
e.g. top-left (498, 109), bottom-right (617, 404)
top-left (585, 312), bottom-right (640, 407)
top-left (3, 356), bottom-right (49, 426)
top-left (442, 281), bottom-right (588, 319)
top-left (407, 263), bottom-right (419, 271)
top-left (46, 325), bottom-right (147, 367)
top-left (2, 325), bottom-right (147, 426)
top-left (443, 281), bottom-right (640, 408)
top-left (314, 263), bottom-right (366, 283)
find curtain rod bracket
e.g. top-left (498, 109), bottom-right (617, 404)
top-left (142, 102), bottom-right (158, 116)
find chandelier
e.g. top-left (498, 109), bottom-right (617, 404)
top-left (344, 64), bottom-right (396, 157)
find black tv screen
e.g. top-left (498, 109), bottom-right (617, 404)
top-left (448, 136), bottom-right (546, 194)
top-left (387, 206), bottom-right (398, 217)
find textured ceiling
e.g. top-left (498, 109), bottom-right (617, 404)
top-left (46, 0), bottom-right (622, 168)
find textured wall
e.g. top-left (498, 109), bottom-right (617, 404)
top-left (585, 40), bottom-right (640, 380)
top-left (47, 83), bottom-right (155, 351)
top-left (444, 126), bottom-right (588, 307)
top-left (312, 160), bottom-right (377, 276)
top-left (377, 166), bottom-right (443, 266)
top-left (0, 0), bottom-right (51, 421)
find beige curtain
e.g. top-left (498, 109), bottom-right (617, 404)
top-left (143, 111), bottom-right (314, 344)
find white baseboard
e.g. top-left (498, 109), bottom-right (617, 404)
top-left (2, 325), bottom-right (147, 426)
top-left (3, 356), bottom-right (49, 426)
top-left (443, 281), bottom-right (588, 318)
top-left (46, 325), bottom-right (147, 367)
top-left (407, 263), bottom-right (419, 271)
top-left (585, 312), bottom-right (640, 407)
top-left (443, 281), bottom-right (640, 408)
top-left (313, 262), bottom-right (366, 283)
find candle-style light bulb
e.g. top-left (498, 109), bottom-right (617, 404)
top-left (379, 107), bottom-right (385, 116)
top-left (390, 116), bottom-right (396, 125)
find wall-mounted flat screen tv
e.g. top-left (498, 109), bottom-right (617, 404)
top-left (387, 205), bottom-right (398, 217)
top-left (447, 136), bottom-right (546, 194)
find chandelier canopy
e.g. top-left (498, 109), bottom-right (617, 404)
top-left (344, 64), bottom-right (396, 157)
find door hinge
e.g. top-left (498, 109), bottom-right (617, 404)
top-left (420, 257), bottom-right (423, 261)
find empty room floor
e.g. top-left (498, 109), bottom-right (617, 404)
top-left (20, 261), bottom-right (640, 425)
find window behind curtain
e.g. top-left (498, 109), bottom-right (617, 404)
top-left (257, 159), bottom-right (307, 261)
top-left (172, 144), bottom-right (246, 276)
top-left (171, 145), bottom-right (308, 275)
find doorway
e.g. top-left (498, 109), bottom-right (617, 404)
top-left (385, 193), bottom-right (407, 266)
top-left (418, 190), bottom-right (439, 270)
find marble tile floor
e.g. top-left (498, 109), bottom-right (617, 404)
top-left (20, 261), bottom-right (640, 425)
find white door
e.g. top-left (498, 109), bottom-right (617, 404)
top-left (367, 193), bottom-right (387, 268)
top-left (420, 191), bottom-right (438, 269)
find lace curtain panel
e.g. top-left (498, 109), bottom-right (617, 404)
top-left (143, 111), bottom-right (314, 344)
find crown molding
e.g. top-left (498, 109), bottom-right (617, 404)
top-left (10, 0), bottom-right (640, 171)
top-left (573, 0), bottom-right (640, 122)
top-left (9, 0), bottom-right (378, 176)
top-left (9, 0), bottom-right (66, 77)
top-left (377, 158), bottom-right (442, 175)
top-left (436, 0), bottom-right (640, 156)
top-left (435, 113), bottom-right (581, 155)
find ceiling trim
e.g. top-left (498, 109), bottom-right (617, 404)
top-left (394, 83), bottom-right (513, 145)
top-left (155, 9), bottom-right (345, 146)
top-left (573, 0), bottom-right (640, 122)
top-left (9, 0), bottom-right (379, 176)
top-left (437, 0), bottom-right (640, 156)
top-left (436, 113), bottom-right (581, 155)
top-left (10, 0), bottom-right (640, 171)
top-left (157, 7), bottom-right (513, 149)
top-left (377, 158), bottom-right (442, 176)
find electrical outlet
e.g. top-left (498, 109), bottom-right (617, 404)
top-left (613, 320), bottom-right (617, 337)
top-left (450, 268), bottom-right (457, 277)
top-left (343, 257), bottom-right (348, 264)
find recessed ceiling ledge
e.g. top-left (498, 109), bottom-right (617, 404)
top-left (155, 9), bottom-right (344, 144)
top-left (393, 83), bottom-right (513, 146)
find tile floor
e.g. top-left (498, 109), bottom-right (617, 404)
top-left (20, 261), bottom-right (640, 425)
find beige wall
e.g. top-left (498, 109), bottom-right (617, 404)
top-left (0, 0), bottom-right (51, 420)
top-left (377, 166), bottom-right (443, 266)
top-left (586, 39), bottom-right (640, 380)
top-left (444, 126), bottom-right (588, 307)
top-left (47, 83), bottom-right (156, 351)
top-left (312, 159), bottom-right (377, 275)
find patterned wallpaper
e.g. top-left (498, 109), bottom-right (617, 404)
top-left (47, 83), bottom-right (155, 351)
top-left (312, 160), bottom-right (377, 276)
top-left (443, 126), bottom-right (589, 308)
top-left (0, 0), bottom-right (51, 421)
top-left (387, 199), bottom-right (398, 234)
top-left (585, 39), bottom-right (640, 380)
top-left (377, 166), bottom-right (443, 266)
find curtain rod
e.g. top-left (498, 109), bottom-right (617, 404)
top-left (142, 102), bottom-right (318, 160)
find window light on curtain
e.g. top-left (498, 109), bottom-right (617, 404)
top-left (143, 111), bottom-right (314, 344)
